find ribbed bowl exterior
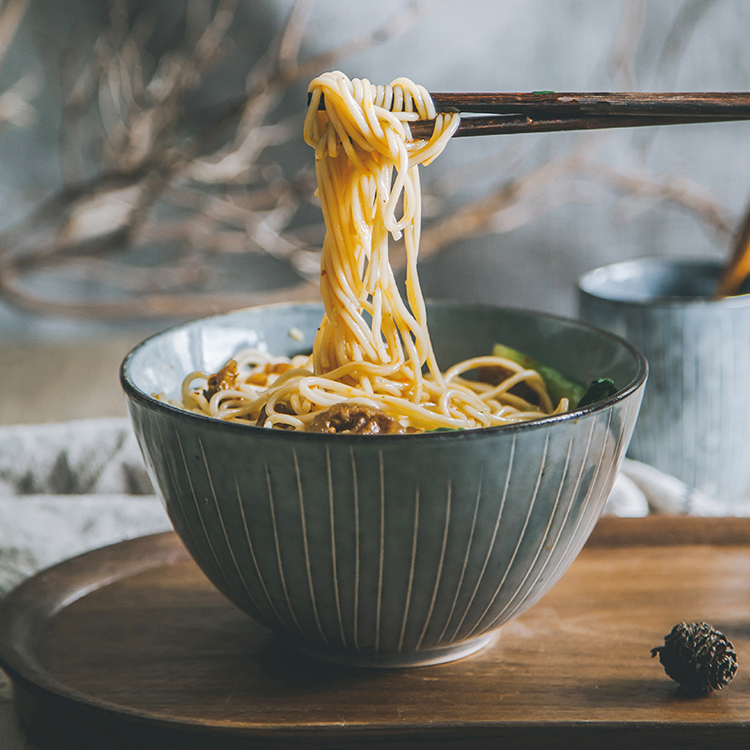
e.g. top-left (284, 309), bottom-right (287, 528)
top-left (579, 258), bottom-right (750, 510)
top-left (122, 303), bottom-right (645, 665)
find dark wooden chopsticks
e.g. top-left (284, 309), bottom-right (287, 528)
top-left (429, 91), bottom-right (750, 116)
top-left (415, 113), bottom-right (748, 138)
top-left (417, 91), bottom-right (750, 138)
top-left (314, 91), bottom-right (750, 137)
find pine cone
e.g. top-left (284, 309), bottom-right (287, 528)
top-left (651, 622), bottom-right (738, 695)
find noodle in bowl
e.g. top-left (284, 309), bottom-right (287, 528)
top-left (121, 301), bottom-right (646, 667)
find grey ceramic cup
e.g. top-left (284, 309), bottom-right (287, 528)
top-left (121, 302), bottom-right (646, 667)
top-left (579, 257), bottom-right (750, 512)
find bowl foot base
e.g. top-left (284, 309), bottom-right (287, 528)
top-left (276, 631), bottom-right (497, 668)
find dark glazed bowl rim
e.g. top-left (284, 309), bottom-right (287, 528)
top-left (120, 301), bottom-right (648, 442)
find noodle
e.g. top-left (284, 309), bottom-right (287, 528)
top-left (168, 72), bottom-right (569, 433)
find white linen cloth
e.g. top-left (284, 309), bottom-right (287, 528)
top-left (607, 459), bottom-right (748, 518)
top-left (0, 419), bottom-right (170, 596)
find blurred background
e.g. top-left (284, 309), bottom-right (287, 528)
top-left (1, 0), bottom-right (749, 424)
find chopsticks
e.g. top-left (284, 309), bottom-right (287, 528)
top-left (313, 91), bottom-right (750, 137)
top-left (413, 113), bottom-right (747, 138)
top-left (429, 91), bottom-right (750, 116)
top-left (716, 198), bottom-right (750, 297)
top-left (416, 91), bottom-right (750, 138)
top-left (414, 91), bottom-right (750, 137)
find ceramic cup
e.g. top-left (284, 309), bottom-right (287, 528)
top-left (579, 257), bottom-right (750, 512)
top-left (121, 302), bottom-right (646, 667)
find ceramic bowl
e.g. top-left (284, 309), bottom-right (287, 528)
top-left (121, 302), bottom-right (646, 667)
top-left (579, 257), bottom-right (750, 511)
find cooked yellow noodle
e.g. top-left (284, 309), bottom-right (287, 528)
top-left (168, 72), bottom-right (568, 432)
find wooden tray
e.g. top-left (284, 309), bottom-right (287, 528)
top-left (2, 517), bottom-right (750, 749)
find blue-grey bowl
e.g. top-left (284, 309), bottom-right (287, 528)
top-left (121, 302), bottom-right (646, 667)
top-left (579, 257), bottom-right (750, 511)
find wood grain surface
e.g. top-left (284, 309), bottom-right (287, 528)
top-left (2, 517), bottom-right (750, 749)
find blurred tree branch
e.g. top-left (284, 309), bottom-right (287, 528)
top-left (0, 0), bottom-right (35, 138)
top-left (0, 0), bottom-right (738, 320)
top-left (0, 0), bottom-right (459, 317)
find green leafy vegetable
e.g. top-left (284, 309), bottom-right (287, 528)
top-left (491, 343), bottom-right (585, 406)
top-left (577, 378), bottom-right (617, 408)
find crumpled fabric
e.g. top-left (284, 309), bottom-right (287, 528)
top-left (0, 419), bottom-right (169, 595)
top-left (0, 418), bottom-right (153, 496)
top-left (606, 459), bottom-right (750, 518)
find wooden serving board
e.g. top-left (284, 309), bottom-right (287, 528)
top-left (2, 517), bottom-right (750, 749)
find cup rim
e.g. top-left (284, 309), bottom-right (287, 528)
top-left (120, 300), bottom-right (648, 442)
top-left (578, 256), bottom-right (750, 308)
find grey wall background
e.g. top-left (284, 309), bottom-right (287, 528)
top-left (0, 0), bottom-right (748, 337)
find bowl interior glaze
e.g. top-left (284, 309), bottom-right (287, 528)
top-left (579, 257), bottom-right (750, 304)
top-left (125, 301), bottom-right (643, 418)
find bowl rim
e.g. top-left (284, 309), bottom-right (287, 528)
top-left (120, 300), bottom-right (648, 441)
top-left (578, 256), bottom-right (750, 308)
